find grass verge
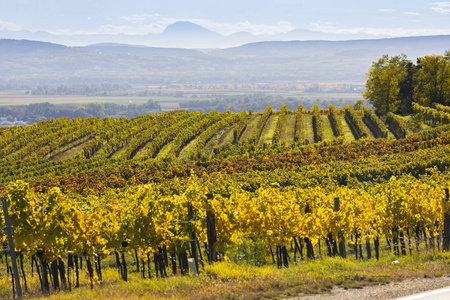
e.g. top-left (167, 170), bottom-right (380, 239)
top-left (4, 251), bottom-right (449, 300)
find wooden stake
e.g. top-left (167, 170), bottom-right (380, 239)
top-left (443, 188), bottom-right (450, 251)
top-left (334, 197), bottom-right (346, 258)
top-left (2, 197), bottom-right (23, 300)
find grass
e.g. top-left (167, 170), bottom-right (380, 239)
top-left (48, 136), bottom-right (91, 161)
top-left (339, 115), bottom-right (356, 142)
top-left (279, 113), bottom-right (296, 144)
top-left (109, 144), bottom-right (128, 159)
top-left (203, 127), bottom-right (230, 156)
top-left (0, 90), bottom-right (28, 95)
top-left (132, 140), bottom-right (153, 159)
top-left (216, 124), bottom-right (236, 146)
top-left (301, 114), bottom-right (315, 144)
top-left (4, 250), bottom-right (449, 300)
top-left (155, 142), bottom-right (174, 159)
top-left (258, 114), bottom-right (279, 147)
top-left (358, 116), bottom-right (375, 140)
top-left (385, 127), bottom-right (397, 140)
top-left (178, 135), bottom-right (201, 161)
top-left (322, 114), bottom-right (335, 141)
top-left (396, 114), bottom-right (433, 136)
top-left (238, 115), bottom-right (259, 142)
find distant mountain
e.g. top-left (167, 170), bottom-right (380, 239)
top-left (86, 43), bottom-right (149, 48)
top-left (0, 39), bottom-right (220, 82)
top-left (1, 35), bottom-right (449, 85)
top-left (157, 21), bottom-right (224, 48)
top-left (0, 21), bottom-right (386, 48)
top-left (85, 43), bottom-right (204, 57)
top-left (0, 39), bottom-right (67, 54)
top-left (227, 32), bottom-right (255, 38)
top-left (162, 21), bottom-right (223, 38)
top-left (211, 35), bottom-right (450, 59)
top-left (272, 28), bottom-right (375, 41)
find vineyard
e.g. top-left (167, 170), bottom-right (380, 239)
top-left (0, 104), bottom-right (421, 185)
top-left (1, 103), bottom-right (450, 299)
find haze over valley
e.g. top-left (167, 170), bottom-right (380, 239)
top-left (1, 28), bottom-right (450, 85)
top-left (1, 1), bottom-right (449, 122)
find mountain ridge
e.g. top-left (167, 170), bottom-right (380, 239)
top-left (0, 34), bottom-right (449, 85)
top-left (0, 21), bottom-right (412, 48)
top-left (162, 21), bottom-right (223, 38)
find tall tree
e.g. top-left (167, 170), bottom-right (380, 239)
top-left (363, 54), bottom-right (408, 114)
top-left (414, 54), bottom-right (450, 106)
top-left (398, 61), bottom-right (418, 114)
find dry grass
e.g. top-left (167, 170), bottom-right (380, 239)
top-left (216, 124), bottom-right (236, 146)
top-left (339, 115), bottom-right (355, 142)
top-left (109, 144), bottom-right (129, 159)
top-left (279, 113), bottom-right (297, 144)
top-left (48, 136), bottom-right (92, 161)
top-left (301, 114), bottom-right (315, 144)
top-left (202, 127), bottom-right (230, 157)
top-left (2, 251), bottom-right (449, 300)
top-left (238, 115), bottom-right (259, 142)
top-left (177, 135), bottom-right (200, 161)
top-left (358, 116), bottom-right (375, 140)
top-left (258, 114), bottom-right (279, 147)
top-left (322, 115), bottom-right (335, 141)
top-left (155, 142), bottom-right (174, 159)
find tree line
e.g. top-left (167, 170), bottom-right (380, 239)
top-left (28, 83), bottom-right (131, 96)
top-left (0, 101), bottom-right (161, 124)
top-left (179, 95), bottom-right (355, 113)
top-left (364, 50), bottom-right (450, 114)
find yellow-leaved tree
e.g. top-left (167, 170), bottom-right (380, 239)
top-left (364, 54), bottom-right (409, 114)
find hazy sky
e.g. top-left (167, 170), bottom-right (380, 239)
top-left (1, 0), bottom-right (449, 36)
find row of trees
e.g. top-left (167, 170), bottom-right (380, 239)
top-left (28, 83), bottom-right (131, 96)
top-left (364, 50), bottom-right (450, 114)
top-left (0, 100), bottom-right (162, 124)
top-left (179, 95), bottom-right (354, 113)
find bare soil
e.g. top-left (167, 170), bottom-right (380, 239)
top-left (291, 275), bottom-right (450, 300)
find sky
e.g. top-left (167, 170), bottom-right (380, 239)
top-left (0, 0), bottom-right (449, 37)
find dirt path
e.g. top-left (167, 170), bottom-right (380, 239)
top-left (289, 276), bottom-right (450, 300)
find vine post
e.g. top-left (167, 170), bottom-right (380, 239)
top-left (443, 188), bottom-right (450, 251)
top-left (334, 197), bottom-right (346, 258)
top-left (2, 197), bottom-right (23, 300)
top-left (304, 204), bottom-right (315, 259)
top-left (205, 193), bottom-right (217, 263)
top-left (187, 202), bottom-right (199, 274)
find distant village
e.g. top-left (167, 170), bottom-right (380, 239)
top-left (0, 117), bottom-right (27, 126)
